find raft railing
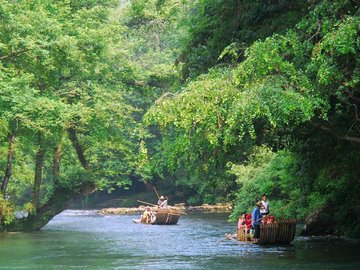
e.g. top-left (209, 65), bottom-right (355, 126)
top-left (258, 218), bottom-right (296, 244)
top-left (153, 209), bottom-right (180, 225)
top-left (237, 218), bottom-right (296, 244)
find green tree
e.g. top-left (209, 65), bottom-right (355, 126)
top-left (0, 0), bottom-right (146, 231)
top-left (146, 0), bottom-right (360, 236)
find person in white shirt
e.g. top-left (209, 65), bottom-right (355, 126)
top-left (260, 194), bottom-right (270, 217)
top-left (157, 195), bottom-right (168, 209)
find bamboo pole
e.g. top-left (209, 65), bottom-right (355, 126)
top-left (153, 187), bottom-right (160, 199)
top-left (137, 200), bottom-right (188, 215)
top-left (137, 200), bottom-right (157, 206)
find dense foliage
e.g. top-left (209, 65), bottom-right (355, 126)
top-left (145, 0), bottom-right (360, 237)
top-left (0, 0), bottom-right (147, 229)
top-left (1, 0), bottom-right (359, 237)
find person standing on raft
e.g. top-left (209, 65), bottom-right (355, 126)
top-left (260, 194), bottom-right (270, 217)
top-left (252, 201), bottom-right (262, 239)
top-left (157, 195), bottom-right (168, 209)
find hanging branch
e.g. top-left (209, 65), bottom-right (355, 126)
top-left (0, 48), bottom-right (32, 61)
top-left (311, 121), bottom-right (360, 144)
top-left (67, 127), bottom-right (89, 170)
top-left (308, 19), bottom-right (322, 41)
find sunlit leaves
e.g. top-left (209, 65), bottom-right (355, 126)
top-left (144, 0), bottom-right (360, 212)
top-left (0, 0), bottom-right (149, 210)
top-left (310, 15), bottom-right (360, 87)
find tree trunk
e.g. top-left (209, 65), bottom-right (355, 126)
top-left (2, 183), bottom-right (96, 232)
top-left (0, 128), bottom-right (96, 232)
top-left (68, 127), bottom-right (89, 170)
top-left (32, 132), bottom-right (45, 208)
top-left (310, 121), bottom-right (360, 144)
top-left (53, 130), bottom-right (66, 182)
top-left (53, 143), bottom-right (62, 182)
top-left (1, 131), bottom-right (16, 194)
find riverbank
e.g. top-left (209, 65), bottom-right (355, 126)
top-left (98, 203), bottom-right (232, 215)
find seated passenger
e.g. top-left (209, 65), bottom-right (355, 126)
top-left (237, 213), bottom-right (246, 231)
top-left (267, 215), bottom-right (276, 224)
top-left (261, 215), bottom-right (268, 224)
top-left (141, 206), bottom-right (153, 223)
top-left (245, 214), bottom-right (252, 233)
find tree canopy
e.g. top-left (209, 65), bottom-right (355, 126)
top-left (145, 0), bottom-right (360, 236)
top-left (0, 0), bottom-right (147, 229)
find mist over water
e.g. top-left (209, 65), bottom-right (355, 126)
top-left (0, 210), bottom-right (359, 269)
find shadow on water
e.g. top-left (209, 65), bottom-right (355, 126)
top-left (0, 210), bottom-right (359, 269)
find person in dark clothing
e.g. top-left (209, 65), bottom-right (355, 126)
top-left (252, 201), bottom-right (262, 239)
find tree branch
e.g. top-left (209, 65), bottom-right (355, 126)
top-left (155, 92), bottom-right (177, 104)
top-left (0, 48), bottom-right (32, 61)
top-left (0, 43), bottom-right (52, 61)
top-left (308, 19), bottom-right (322, 41)
top-left (68, 127), bottom-right (89, 170)
top-left (311, 121), bottom-right (360, 144)
top-left (344, 90), bottom-right (360, 104)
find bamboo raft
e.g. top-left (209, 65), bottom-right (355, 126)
top-left (237, 218), bottom-right (296, 245)
top-left (132, 209), bottom-right (180, 225)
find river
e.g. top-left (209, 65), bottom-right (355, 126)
top-left (0, 210), bottom-right (359, 269)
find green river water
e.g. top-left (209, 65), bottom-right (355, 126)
top-left (0, 210), bottom-right (359, 269)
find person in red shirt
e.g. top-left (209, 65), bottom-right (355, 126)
top-left (245, 214), bottom-right (252, 233)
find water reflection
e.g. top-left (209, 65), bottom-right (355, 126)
top-left (0, 210), bottom-right (359, 269)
